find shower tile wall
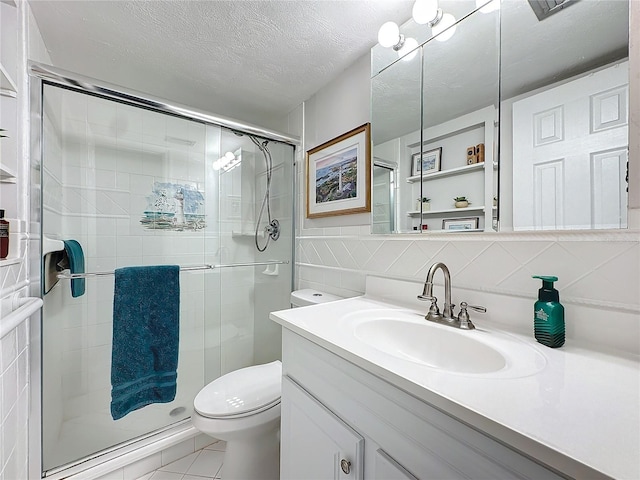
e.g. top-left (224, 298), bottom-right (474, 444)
top-left (40, 86), bottom-right (220, 470)
top-left (215, 139), bottom-right (293, 372)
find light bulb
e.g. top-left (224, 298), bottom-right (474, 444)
top-left (412, 0), bottom-right (439, 25)
top-left (397, 37), bottom-right (418, 62)
top-left (476, 0), bottom-right (500, 13)
top-left (433, 13), bottom-right (456, 42)
top-left (378, 21), bottom-right (400, 48)
top-left (224, 151), bottom-right (235, 161)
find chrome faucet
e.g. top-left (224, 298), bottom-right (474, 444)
top-left (417, 262), bottom-right (486, 330)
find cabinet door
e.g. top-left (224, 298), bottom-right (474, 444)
top-left (281, 375), bottom-right (364, 480)
top-left (371, 449), bottom-right (418, 480)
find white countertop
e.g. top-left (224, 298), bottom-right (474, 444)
top-left (271, 295), bottom-right (640, 479)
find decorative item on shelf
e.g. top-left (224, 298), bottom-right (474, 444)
top-left (466, 145), bottom-right (477, 165)
top-left (476, 143), bottom-right (485, 163)
top-left (466, 143), bottom-right (485, 165)
top-left (411, 147), bottom-right (442, 176)
top-left (442, 217), bottom-right (479, 231)
top-left (306, 123), bottom-right (371, 218)
top-left (416, 197), bottom-right (431, 211)
top-left (453, 196), bottom-right (470, 208)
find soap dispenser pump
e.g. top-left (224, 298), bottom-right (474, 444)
top-left (532, 275), bottom-right (565, 348)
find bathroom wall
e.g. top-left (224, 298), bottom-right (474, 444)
top-left (293, 51), bottom-right (640, 355)
top-left (0, 3), bottom-right (49, 479)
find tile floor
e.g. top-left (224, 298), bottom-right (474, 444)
top-left (136, 441), bottom-right (226, 480)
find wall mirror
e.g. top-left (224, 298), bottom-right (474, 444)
top-left (371, 0), bottom-right (630, 233)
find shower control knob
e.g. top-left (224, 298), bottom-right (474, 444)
top-left (340, 459), bottom-right (351, 474)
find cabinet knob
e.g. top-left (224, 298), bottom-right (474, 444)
top-left (340, 458), bottom-right (351, 474)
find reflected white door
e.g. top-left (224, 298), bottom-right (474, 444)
top-left (512, 61), bottom-right (628, 230)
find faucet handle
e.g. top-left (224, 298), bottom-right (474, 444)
top-left (457, 301), bottom-right (486, 330)
top-left (419, 295), bottom-right (441, 320)
top-left (463, 302), bottom-right (487, 313)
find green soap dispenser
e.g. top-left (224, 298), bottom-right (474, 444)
top-left (532, 275), bottom-right (565, 348)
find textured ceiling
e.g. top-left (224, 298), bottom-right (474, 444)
top-left (29, 0), bottom-right (413, 130)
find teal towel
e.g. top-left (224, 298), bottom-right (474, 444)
top-left (111, 265), bottom-right (180, 420)
top-left (62, 240), bottom-right (85, 297)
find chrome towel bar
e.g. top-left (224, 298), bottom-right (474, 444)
top-left (56, 260), bottom-right (290, 280)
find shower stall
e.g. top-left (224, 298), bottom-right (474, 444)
top-left (29, 65), bottom-right (296, 477)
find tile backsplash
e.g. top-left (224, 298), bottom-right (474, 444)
top-left (296, 230), bottom-right (640, 353)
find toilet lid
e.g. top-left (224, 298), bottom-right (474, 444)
top-left (194, 360), bottom-right (282, 418)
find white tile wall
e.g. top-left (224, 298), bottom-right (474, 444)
top-left (296, 231), bottom-right (640, 353)
top-left (0, 319), bottom-right (29, 480)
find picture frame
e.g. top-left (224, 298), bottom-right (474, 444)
top-left (442, 217), bottom-right (479, 231)
top-left (411, 147), bottom-right (442, 177)
top-left (306, 123), bottom-right (371, 218)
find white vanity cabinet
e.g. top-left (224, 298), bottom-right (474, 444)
top-left (281, 375), bottom-right (364, 480)
top-left (280, 329), bottom-right (563, 480)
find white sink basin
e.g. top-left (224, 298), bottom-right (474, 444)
top-left (342, 309), bottom-right (546, 378)
top-left (355, 318), bottom-right (506, 374)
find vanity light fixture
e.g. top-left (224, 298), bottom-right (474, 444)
top-left (398, 37), bottom-right (419, 61)
top-left (378, 21), bottom-right (405, 50)
top-left (432, 12), bottom-right (457, 42)
top-left (378, 21), bottom-right (419, 61)
top-left (412, 0), bottom-right (443, 26)
top-left (377, 0), bottom-right (457, 54)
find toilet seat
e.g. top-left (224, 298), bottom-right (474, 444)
top-left (194, 360), bottom-right (282, 419)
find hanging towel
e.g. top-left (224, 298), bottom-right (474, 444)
top-left (110, 265), bottom-right (180, 420)
top-left (59, 240), bottom-right (85, 297)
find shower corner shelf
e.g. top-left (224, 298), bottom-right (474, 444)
top-left (232, 230), bottom-right (265, 238)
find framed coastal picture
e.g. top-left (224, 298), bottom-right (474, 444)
top-left (306, 123), bottom-right (371, 218)
top-left (442, 217), bottom-right (479, 231)
top-left (411, 147), bottom-right (442, 176)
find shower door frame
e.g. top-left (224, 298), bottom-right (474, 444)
top-left (28, 62), bottom-right (299, 479)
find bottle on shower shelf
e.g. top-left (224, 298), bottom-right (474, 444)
top-left (0, 209), bottom-right (9, 259)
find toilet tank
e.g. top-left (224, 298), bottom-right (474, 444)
top-left (290, 289), bottom-right (343, 307)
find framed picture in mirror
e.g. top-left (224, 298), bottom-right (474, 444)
top-left (442, 217), bottom-right (479, 231)
top-left (411, 147), bottom-right (442, 176)
top-left (306, 123), bottom-right (371, 218)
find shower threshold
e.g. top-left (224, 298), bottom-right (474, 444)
top-left (43, 419), bottom-right (198, 480)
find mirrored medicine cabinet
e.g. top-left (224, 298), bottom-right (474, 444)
top-left (371, 0), bottom-right (630, 234)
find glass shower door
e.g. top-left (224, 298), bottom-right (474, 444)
top-left (41, 84), bottom-right (220, 472)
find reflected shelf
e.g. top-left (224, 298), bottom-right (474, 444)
top-left (407, 206), bottom-right (485, 216)
top-left (0, 163), bottom-right (17, 183)
top-left (406, 163), bottom-right (484, 183)
top-left (0, 62), bottom-right (18, 95)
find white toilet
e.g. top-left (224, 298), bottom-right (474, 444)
top-left (191, 289), bottom-right (342, 480)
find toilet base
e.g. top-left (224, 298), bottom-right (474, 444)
top-left (191, 406), bottom-right (281, 480)
top-left (221, 427), bottom-right (280, 480)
